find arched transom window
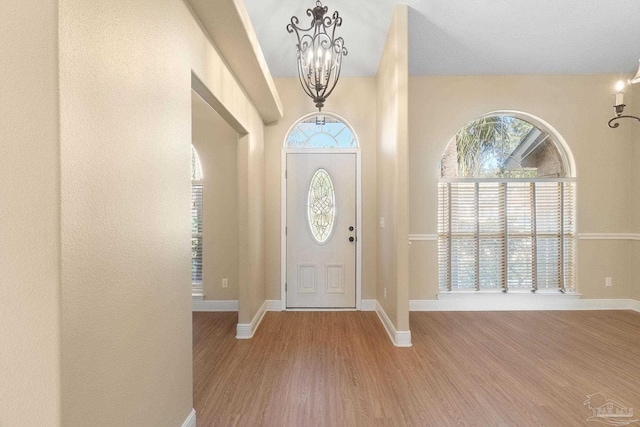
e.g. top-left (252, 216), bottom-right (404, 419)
top-left (438, 113), bottom-right (576, 294)
top-left (285, 114), bottom-right (358, 149)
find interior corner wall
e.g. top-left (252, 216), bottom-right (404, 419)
top-left (409, 74), bottom-right (638, 301)
top-left (630, 83), bottom-right (640, 301)
top-left (58, 0), bottom-right (266, 425)
top-left (376, 5), bottom-right (410, 331)
top-left (264, 77), bottom-right (378, 302)
top-left (191, 91), bottom-right (239, 301)
top-left (0, 1), bottom-right (61, 426)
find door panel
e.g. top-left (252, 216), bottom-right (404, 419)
top-left (286, 153), bottom-right (356, 308)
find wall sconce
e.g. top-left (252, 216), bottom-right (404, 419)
top-left (608, 60), bottom-right (640, 128)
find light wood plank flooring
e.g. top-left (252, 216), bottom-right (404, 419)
top-left (193, 310), bottom-right (640, 426)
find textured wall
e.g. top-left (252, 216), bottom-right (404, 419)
top-left (192, 91), bottom-right (239, 301)
top-left (264, 77), bottom-right (378, 301)
top-left (408, 75), bottom-right (639, 300)
top-left (58, 0), bottom-right (266, 425)
top-left (376, 6), bottom-right (410, 331)
top-left (0, 1), bottom-right (61, 426)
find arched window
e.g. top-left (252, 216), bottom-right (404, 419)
top-left (285, 113), bottom-right (358, 149)
top-left (191, 146), bottom-right (203, 288)
top-left (438, 113), bottom-right (576, 293)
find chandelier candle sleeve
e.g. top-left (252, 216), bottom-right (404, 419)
top-left (287, 1), bottom-right (347, 111)
top-left (608, 67), bottom-right (640, 128)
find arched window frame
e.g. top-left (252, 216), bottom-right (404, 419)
top-left (438, 111), bottom-right (577, 294)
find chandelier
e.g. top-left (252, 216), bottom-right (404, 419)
top-left (287, 1), bottom-right (348, 111)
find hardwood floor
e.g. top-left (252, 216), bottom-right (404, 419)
top-left (193, 310), bottom-right (640, 426)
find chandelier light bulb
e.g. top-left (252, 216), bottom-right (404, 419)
top-left (615, 80), bottom-right (625, 92)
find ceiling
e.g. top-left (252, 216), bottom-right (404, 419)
top-left (243, 0), bottom-right (640, 78)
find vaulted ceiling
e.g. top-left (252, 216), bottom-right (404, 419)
top-left (244, 0), bottom-right (640, 78)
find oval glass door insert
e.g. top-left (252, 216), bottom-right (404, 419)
top-left (307, 168), bottom-right (336, 244)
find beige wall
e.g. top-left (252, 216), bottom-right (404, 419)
top-left (409, 74), bottom-right (639, 301)
top-left (264, 78), bottom-right (378, 301)
top-left (376, 5), bottom-right (410, 331)
top-left (0, 1), bottom-right (61, 426)
top-left (631, 83), bottom-right (640, 301)
top-left (192, 92), bottom-right (240, 301)
top-left (57, 0), bottom-right (267, 426)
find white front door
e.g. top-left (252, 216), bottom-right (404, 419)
top-left (286, 153), bottom-right (356, 308)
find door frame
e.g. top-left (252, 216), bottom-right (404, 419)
top-left (281, 145), bottom-right (362, 311)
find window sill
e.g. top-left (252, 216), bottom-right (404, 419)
top-left (438, 290), bottom-right (581, 301)
top-left (192, 285), bottom-right (204, 302)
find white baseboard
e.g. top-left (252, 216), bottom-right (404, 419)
top-left (410, 297), bottom-right (640, 312)
top-left (361, 299), bottom-right (376, 311)
top-left (192, 300), bottom-right (238, 312)
top-left (181, 409), bottom-right (196, 427)
top-left (236, 300), bottom-right (268, 339)
top-left (265, 299), bottom-right (282, 311)
top-left (374, 301), bottom-right (412, 347)
top-left (264, 299), bottom-right (376, 311)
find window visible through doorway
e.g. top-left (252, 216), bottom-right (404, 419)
top-left (191, 146), bottom-right (203, 291)
top-left (438, 113), bottom-right (576, 293)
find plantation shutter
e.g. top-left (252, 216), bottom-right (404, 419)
top-left (562, 182), bottom-right (576, 291)
top-left (439, 180), bottom-right (575, 292)
top-left (449, 183), bottom-right (477, 290)
top-left (506, 182), bottom-right (535, 290)
top-left (535, 182), bottom-right (562, 290)
top-left (478, 182), bottom-right (506, 290)
top-left (191, 182), bottom-right (203, 283)
top-left (438, 183), bottom-right (450, 290)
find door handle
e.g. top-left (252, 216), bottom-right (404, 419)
top-left (349, 237), bottom-right (355, 242)
top-left (349, 226), bottom-right (354, 231)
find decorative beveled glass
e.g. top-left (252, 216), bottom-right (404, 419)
top-left (307, 168), bottom-right (336, 243)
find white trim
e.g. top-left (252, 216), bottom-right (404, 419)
top-left (375, 301), bottom-right (412, 347)
top-left (410, 297), bottom-right (640, 312)
top-left (440, 177), bottom-right (576, 183)
top-left (281, 146), bottom-right (362, 311)
top-left (236, 300), bottom-right (268, 339)
top-left (361, 299), bottom-right (376, 311)
top-left (578, 233), bottom-right (640, 241)
top-left (181, 409), bottom-right (196, 427)
top-left (408, 234), bottom-right (437, 241)
top-left (265, 299), bottom-right (282, 311)
top-left (191, 282), bottom-right (204, 301)
top-left (192, 300), bottom-right (238, 312)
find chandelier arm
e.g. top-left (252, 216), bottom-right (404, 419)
top-left (297, 58), bottom-right (315, 100)
top-left (321, 60), bottom-right (341, 100)
top-left (286, 16), bottom-right (315, 34)
top-left (608, 115), bottom-right (640, 128)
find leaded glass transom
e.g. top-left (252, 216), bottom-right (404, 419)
top-left (286, 115), bottom-right (357, 148)
top-left (307, 168), bottom-right (336, 243)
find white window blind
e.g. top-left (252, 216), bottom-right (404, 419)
top-left (191, 182), bottom-right (203, 284)
top-left (438, 180), bottom-right (575, 292)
